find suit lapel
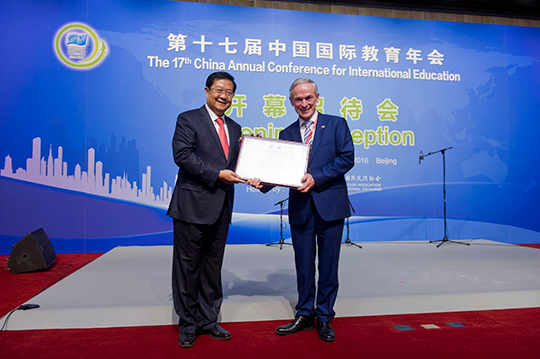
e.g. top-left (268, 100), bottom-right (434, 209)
top-left (224, 115), bottom-right (236, 161)
top-left (289, 121), bottom-right (302, 142)
top-left (309, 112), bottom-right (326, 164)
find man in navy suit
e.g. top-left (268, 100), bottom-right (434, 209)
top-left (248, 78), bottom-right (354, 342)
top-left (167, 72), bottom-right (245, 348)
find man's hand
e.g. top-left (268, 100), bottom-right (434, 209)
top-left (297, 173), bottom-right (315, 193)
top-left (218, 170), bottom-right (246, 185)
top-left (246, 177), bottom-right (264, 189)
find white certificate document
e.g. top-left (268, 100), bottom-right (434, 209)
top-left (236, 136), bottom-right (310, 188)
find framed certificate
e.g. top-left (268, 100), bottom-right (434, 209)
top-left (235, 136), bottom-right (310, 188)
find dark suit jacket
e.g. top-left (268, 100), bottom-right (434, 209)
top-left (167, 106), bottom-right (241, 225)
top-left (279, 112), bottom-right (354, 225)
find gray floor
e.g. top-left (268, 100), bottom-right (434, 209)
top-left (4, 240), bottom-right (540, 330)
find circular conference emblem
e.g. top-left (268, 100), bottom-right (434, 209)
top-left (54, 22), bottom-right (108, 70)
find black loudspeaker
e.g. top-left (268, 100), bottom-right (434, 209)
top-left (8, 228), bottom-right (56, 274)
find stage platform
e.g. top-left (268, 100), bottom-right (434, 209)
top-left (4, 240), bottom-right (540, 330)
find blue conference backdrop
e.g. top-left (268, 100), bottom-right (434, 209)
top-left (1, 0), bottom-right (539, 253)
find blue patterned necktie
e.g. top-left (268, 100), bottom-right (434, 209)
top-left (303, 120), bottom-right (314, 145)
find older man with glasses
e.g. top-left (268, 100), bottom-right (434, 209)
top-left (167, 71), bottom-right (245, 348)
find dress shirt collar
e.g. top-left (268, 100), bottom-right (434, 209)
top-left (205, 104), bottom-right (222, 122)
top-left (205, 104), bottom-right (229, 142)
top-left (299, 111), bottom-right (319, 128)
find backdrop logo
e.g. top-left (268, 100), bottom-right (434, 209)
top-left (54, 22), bottom-right (108, 70)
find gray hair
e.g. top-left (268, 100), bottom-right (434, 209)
top-left (289, 78), bottom-right (318, 97)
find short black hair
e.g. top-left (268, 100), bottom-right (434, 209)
top-left (206, 72), bottom-right (237, 93)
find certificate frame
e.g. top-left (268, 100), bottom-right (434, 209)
top-left (235, 136), bottom-right (310, 188)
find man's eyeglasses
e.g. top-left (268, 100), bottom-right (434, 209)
top-left (210, 87), bottom-right (234, 98)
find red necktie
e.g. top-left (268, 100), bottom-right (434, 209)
top-left (216, 117), bottom-right (229, 160)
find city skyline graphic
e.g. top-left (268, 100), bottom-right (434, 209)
top-left (1, 137), bottom-right (174, 208)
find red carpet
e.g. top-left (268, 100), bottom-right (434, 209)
top-left (0, 253), bottom-right (103, 317)
top-left (1, 252), bottom-right (539, 358)
top-left (517, 243), bottom-right (540, 249)
top-left (1, 309), bottom-right (540, 358)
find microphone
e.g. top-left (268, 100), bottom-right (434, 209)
top-left (419, 150), bottom-right (423, 164)
top-left (274, 198), bottom-right (289, 206)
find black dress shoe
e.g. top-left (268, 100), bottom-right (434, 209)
top-left (206, 325), bottom-right (232, 340)
top-left (178, 332), bottom-right (196, 348)
top-left (317, 321), bottom-right (336, 342)
top-left (276, 315), bottom-right (315, 335)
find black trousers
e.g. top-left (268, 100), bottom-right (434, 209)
top-left (172, 200), bottom-right (229, 334)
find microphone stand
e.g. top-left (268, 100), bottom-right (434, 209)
top-left (342, 200), bottom-right (362, 249)
top-left (266, 198), bottom-right (292, 250)
top-left (419, 147), bottom-right (469, 248)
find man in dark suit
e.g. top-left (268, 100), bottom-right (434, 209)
top-left (248, 78), bottom-right (354, 342)
top-left (167, 72), bottom-right (245, 348)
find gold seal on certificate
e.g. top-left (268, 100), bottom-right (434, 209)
top-left (236, 136), bottom-right (310, 188)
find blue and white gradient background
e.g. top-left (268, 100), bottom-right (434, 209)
top-left (1, 0), bottom-right (539, 253)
